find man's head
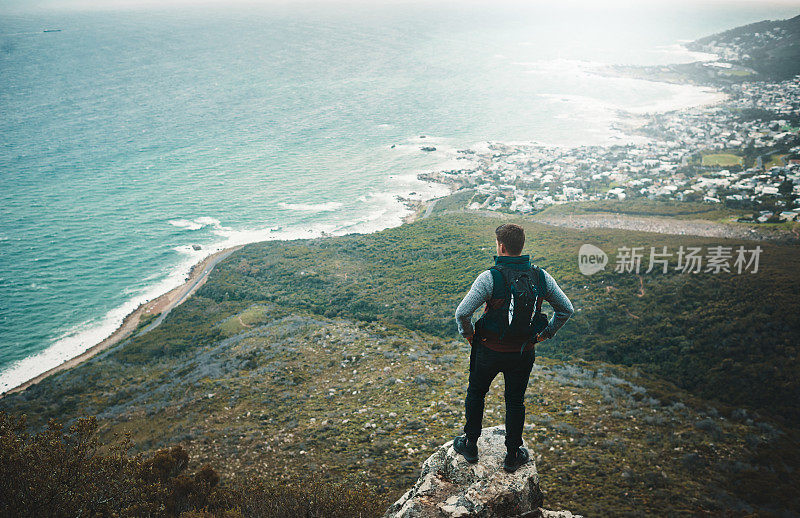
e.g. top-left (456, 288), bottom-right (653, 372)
top-left (495, 223), bottom-right (525, 256)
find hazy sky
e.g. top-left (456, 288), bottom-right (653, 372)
top-left (3, 0), bottom-right (800, 14)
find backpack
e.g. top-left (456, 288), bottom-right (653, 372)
top-left (489, 265), bottom-right (549, 353)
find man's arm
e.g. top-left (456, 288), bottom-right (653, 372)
top-left (455, 270), bottom-right (494, 338)
top-left (537, 268), bottom-right (574, 340)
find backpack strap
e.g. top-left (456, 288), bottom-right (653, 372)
top-left (476, 267), bottom-right (506, 337)
top-left (534, 266), bottom-right (545, 313)
top-left (488, 266), bottom-right (507, 300)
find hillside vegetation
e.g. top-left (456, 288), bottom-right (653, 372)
top-left (2, 207), bottom-right (799, 515)
top-left (689, 14), bottom-right (800, 80)
top-left (0, 413), bottom-right (384, 517)
top-left (196, 211), bottom-right (800, 424)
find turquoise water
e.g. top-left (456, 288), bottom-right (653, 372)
top-left (2, 1), bottom-right (799, 391)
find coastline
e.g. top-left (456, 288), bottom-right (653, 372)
top-left (2, 245), bottom-right (243, 397)
top-left (0, 45), bottom-right (737, 399)
top-left (0, 71), bottom-right (728, 397)
top-left (400, 197), bottom-right (436, 225)
top-left (1, 193), bottom-right (442, 398)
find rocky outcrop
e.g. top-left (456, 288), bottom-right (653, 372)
top-left (383, 426), bottom-right (582, 518)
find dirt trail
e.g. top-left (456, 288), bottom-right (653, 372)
top-left (537, 214), bottom-right (799, 244)
top-left (237, 316), bottom-right (252, 329)
top-left (623, 306), bottom-right (640, 320)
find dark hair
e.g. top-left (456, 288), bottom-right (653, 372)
top-left (495, 224), bottom-right (525, 255)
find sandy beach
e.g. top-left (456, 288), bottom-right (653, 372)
top-left (1, 196), bottom-right (437, 398)
top-left (0, 186), bottom-right (444, 399)
top-left (2, 245), bottom-right (243, 397)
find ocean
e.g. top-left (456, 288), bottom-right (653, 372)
top-left (1, 0), bottom-right (799, 392)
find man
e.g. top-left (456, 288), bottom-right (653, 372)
top-left (452, 223), bottom-right (574, 472)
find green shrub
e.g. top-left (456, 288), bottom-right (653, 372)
top-left (0, 412), bottom-right (385, 517)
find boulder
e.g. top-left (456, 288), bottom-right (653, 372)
top-left (383, 426), bottom-right (582, 518)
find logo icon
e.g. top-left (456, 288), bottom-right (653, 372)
top-left (578, 244), bottom-right (607, 276)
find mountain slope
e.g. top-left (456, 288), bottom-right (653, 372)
top-left (195, 211), bottom-right (800, 424)
top-left (688, 13), bottom-right (800, 79)
top-left (2, 208), bottom-right (799, 515)
top-left (3, 304), bottom-right (798, 514)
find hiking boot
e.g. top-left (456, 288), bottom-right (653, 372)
top-left (503, 447), bottom-right (530, 472)
top-left (453, 435), bottom-right (478, 463)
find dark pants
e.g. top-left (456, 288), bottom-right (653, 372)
top-left (464, 342), bottom-right (536, 452)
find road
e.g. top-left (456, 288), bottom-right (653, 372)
top-left (136, 246), bottom-right (242, 336)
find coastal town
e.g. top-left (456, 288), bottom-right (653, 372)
top-left (419, 74), bottom-right (800, 224)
